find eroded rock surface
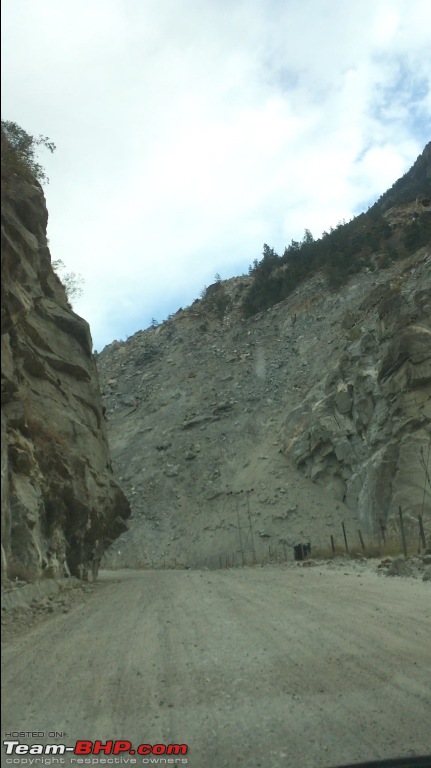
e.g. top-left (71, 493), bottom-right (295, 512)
top-left (1, 173), bottom-right (130, 581)
top-left (97, 238), bottom-right (430, 568)
top-left (280, 250), bottom-right (431, 538)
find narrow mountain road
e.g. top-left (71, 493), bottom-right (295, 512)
top-left (2, 565), bottom-right (431, 768)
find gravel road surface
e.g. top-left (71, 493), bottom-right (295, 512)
top-left (2, 564), bottom-right (431, 768)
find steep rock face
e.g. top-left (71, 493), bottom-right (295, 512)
top-left (96, 240), bottom-right (430, 569)
top-left (1, 176), bottom-right (130, 581)
top-left (280, 249), bottom-right (431, 536)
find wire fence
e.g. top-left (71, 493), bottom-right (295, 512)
top-left (105, 509), bottom-right (430, 571)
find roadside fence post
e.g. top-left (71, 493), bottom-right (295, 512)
top-left (399, 507), bottom-right (408, 558)
top-left (342, 521), bottom-right (349, 554)
top-left (418, 515), bottom-right (426, 551)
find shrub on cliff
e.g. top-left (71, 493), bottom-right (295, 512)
top-left (52, 259), bottom-right (84, 304)
top-left (1, 119), bottom-right (55, 185)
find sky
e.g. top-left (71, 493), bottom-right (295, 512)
top-left (1, 0), bottom-right (430, 351)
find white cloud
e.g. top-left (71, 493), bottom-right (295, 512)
top-left (1, 0), bottom-right (430, 349)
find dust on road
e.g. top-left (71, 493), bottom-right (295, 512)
top-left (2, 564), bottom-right (431, 768)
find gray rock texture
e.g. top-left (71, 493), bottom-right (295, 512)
top-left (1, 172), bottom-right (130, 581)
top-left (97, 215), bottom-right (430, 569)
top-left (280, 251), bottom-right (431, 537)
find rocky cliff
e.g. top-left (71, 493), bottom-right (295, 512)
top-left (279, 247), bottom-right (431, 531)
top-left (1, 167), bottom-right (130, 581)
top-left (376, 141), bottom-right (431, 211)
top-left (97, 196), bottom-right (430, 568)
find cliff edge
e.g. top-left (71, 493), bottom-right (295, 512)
top-left (1, 148), bottom-right (130, 581)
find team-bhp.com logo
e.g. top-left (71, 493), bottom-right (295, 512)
top-left (3, 740), bottom-right (188, 762)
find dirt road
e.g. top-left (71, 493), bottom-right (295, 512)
top-left (2, 564), bottom-right (431, 768)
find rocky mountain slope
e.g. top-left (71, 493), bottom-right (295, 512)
top-left (376, 140), bottom-right (430, 211)
top-left (1, 157), bottom-right (130, 581)
top-left (97, 199), bottom-right (430, 569)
